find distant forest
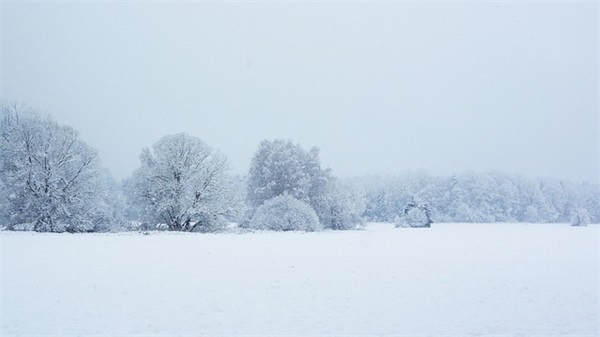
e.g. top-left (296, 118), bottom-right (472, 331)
top-left (1, 102), bottom-right (597, 232)
top-left (355, 172), bottom-right (598, 224)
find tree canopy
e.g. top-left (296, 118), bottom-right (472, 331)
top-left (126, 133), bottom-right (237, 232)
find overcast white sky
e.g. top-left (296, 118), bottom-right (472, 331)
top-left (2, 1), bottom-right (598, 183)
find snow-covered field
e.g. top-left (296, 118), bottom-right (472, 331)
top-left (1, 223), bottom-right (598, 336)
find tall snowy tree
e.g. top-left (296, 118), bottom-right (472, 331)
top-left (247, 139), bottom-right (329, 207)
top-left (246, 139), bottom-right (331, 217)
top-left (0, 103), bottom-right (109, 232)
top-left (126, 133), bottom-right (237, 231)
top-left (246, 139), bottom-right (365, 229)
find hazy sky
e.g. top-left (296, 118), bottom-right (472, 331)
top-left (2, 2), bottom-right (598, 183)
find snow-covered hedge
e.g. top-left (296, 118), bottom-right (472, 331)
top-left (249, 194), bottom-right (321, 232)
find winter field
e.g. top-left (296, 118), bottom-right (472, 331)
top-left (1, 223), bottom-right (598, 336)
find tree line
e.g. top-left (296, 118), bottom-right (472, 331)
top-left (355, 171), bottom-right (598, 225)
top-left (0, 103), bottom-right (597, 232)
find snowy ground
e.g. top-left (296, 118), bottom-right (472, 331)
top-left (1, 223), bottom-right (598, 336)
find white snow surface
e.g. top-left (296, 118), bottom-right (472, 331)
top-left (2, 223), bottom-right (598, 336)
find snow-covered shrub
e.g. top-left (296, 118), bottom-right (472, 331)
top-left (571, 209), bottom-right (591, 226)
top-left (131, 221), bottom-right (144, 231)
top-left (64, 222), bottom-right (95, 233)
top-left (249, 194), bottom-right (321, 232)
top-left (191, 213), bottom-right (228, 233)
top-left (156, 223), bottom-right (169, 231)
top-left (8, 223), bottom-right (35, 231)
top-left (114, 221), bottom-right (144, 232)
top-left (396, 201), bottom-right (432, 228)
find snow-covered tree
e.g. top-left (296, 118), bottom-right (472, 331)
top-left (573, 182), bottom-right (599, 224)
top-left (396, 200), bottom-right (432, 228)
top-left (320, 179), bottom-right (366, 230)
top-left (249, 193), bottom-right (321, 231)
top-left (246, 139), bottom-right (366, 230)
top-left (571, 208), bottom-right (591, 227)
top-left (92, 168), bottom-right (127, 231)
top-left (126, 133), bottom-right (237, 232)
top-left (0, 103), bottom-right (109, 232)
top-left (361, 179), bottom-right (388, 222)
top-left (496, 176), bottom-right (520, 222)
top-left (246, 139), bottom-right (334, 223)
top-left (247, 139), bottom-right (331, 207)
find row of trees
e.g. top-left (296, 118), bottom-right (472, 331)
top-left (355, 171), bottom-right (599, 224)
top-left (123, 137), bottom-right (365, 232)
top-left (0, 103), bottom-right (365, 232)
top-left (1, 103), bottom-right (597, 232)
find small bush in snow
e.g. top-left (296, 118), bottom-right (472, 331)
top-left (249, 194), bottom-right (321, 232)
top-left (156, 223), bottom-right (169, 231)
top-left (571, 209), bottom-right (591, 227)
top-left (8, 223), bottom-right (35, 231)
top-left (396, 201), bottom-right (432, 228)
top-left (191, 213), bottom-right (228, 233)
top-left (129, 221), bottom-right (144, 231)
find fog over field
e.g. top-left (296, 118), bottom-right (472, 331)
top-left (2, 2), bottom-right (597, 183)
